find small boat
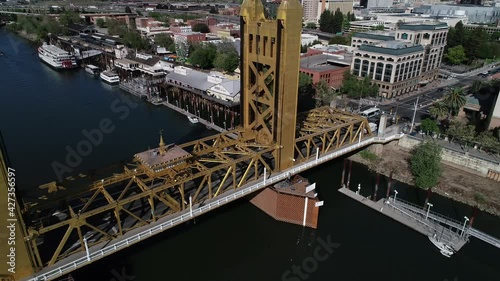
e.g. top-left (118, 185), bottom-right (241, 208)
top-left (100, 70), bottom-right (120, 85)
top-left (429, 234), bottom-right (455, 258)
top-left (84, 64), bottom-right (100, 76)
top-left (188, 116), bottom-right (199, 124)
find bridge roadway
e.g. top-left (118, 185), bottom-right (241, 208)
top-left (21, 132), bottom-right (404, 281)
top-left (392, 197), bottom-right (500, 249)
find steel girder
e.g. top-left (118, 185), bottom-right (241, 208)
top-left (293, 107), bottom-right (373, 162)
top-left (26, 129), bottom-right (278, 267)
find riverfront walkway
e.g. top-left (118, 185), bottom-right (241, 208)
top-left (21, 132), bottom-right (405, 281)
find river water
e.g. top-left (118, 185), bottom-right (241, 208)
top-left (1, 29), bottom-right (499, 281)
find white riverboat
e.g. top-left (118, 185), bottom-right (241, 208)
top-left (84, 64), bottom-right (100, 76)
top-left (38, 43), bottom-right (77, 69)
top-left (188, 116), bottom-right (199, 124)
top-left (100, 70), bottom-right (120, 85)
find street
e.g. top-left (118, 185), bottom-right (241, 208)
top-left (353, 67), bottom-right (494, 126)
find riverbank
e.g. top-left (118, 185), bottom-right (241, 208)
top-left (350, 143), bottom-right (500, 217)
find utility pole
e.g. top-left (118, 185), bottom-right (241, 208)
top-left (410, 96), bottom-right (419, 133)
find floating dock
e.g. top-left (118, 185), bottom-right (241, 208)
top-left (338, 187), bottom-right (468, 252)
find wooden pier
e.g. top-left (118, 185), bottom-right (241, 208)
top-left (339, 187), bottom-right (468, 252)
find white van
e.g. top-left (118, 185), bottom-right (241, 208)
top-left (360, 108), bottom-right (381, 119)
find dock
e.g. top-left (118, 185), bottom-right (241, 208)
top-left (161, 101), bottom-right (234, 135)
top-left (339, 187), bottom-right (468, 252)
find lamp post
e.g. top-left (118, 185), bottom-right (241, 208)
top-left (461, 216), bottom-right (470, 237)
top-left (223, 121), bottom-right (226, 130)
top-left (394, 190), bottom-right (398, 203)
top-left (83, 237), bottom-right (90, 262)
top-left (425, 202), bottom-right (433, 220)
top-left (356, 184), bottom-right (361, 195)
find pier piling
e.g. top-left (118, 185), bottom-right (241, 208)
top-left (386, 171), bottom-right (393, 198)
top-left (341, 159), bottom-right (347, 188)
top-left (346, 160), bottom-right (352, 190)
top-left (372, 173), bottom-right (380, 201)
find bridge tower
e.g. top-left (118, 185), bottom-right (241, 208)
top-left (240, 0), bottom-right (302, 171)
top-left (0, 133), bottom-right (41, 280)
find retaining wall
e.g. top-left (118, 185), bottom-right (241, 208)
top-left (398, 136), bottom-right (500, 179)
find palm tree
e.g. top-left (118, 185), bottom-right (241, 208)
top-left (442, 87), bottom-right (466, 117)
top-left (469, 80), bottom-right (484, 96)
top-left (429, 102), bottom-right (448, 120)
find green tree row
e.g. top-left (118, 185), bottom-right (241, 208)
top-left (318, 9), bottom-right (355, 34)
top-left (446, 21), bottom-right (500, 64)
top-left (188, 41), bottom-right (240, 72)
top-left (339, 70), bottom-right (379, 99)
top-left (6, 12), bottom-right (82, 41)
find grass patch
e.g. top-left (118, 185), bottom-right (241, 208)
top-left (359, 149), bottom-right (378, 161)
top-left (474, 192), bottom-right (486, 204)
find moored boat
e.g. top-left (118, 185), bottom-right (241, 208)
top-left (84, 64), bottom-right (100, 76)
top-left (429, 234), bottom-right (455, 257)
top-left (100, 70), bottom-right (120, 85)
top-left (38, 43), bottom-right (77, 70)
top-left (188, 116), bottom-right (199, 124)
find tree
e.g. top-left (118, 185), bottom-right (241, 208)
top-left (329, 35), bottom-right (348, 45)
top-left (58, 11), bottom-right (81, 27)
top-left (298, 73), bottom-right (313, 96)
top-left (125, 6), bottom-right (132, 13)
top-left (442, 87), bottom-right (466, 117)
top-left (420, 118), bottom-right (439, 135)
top-left (410, 141), bottom-right (442, 190)
top-left (429, 103), bottom-right (448, 121)
top-left (192, 23), bottom-right (210, 33)
top-left (339, 70), bottom-right (379, 99)
top-left (314, 80), bottom-right (334, 107)
top-left (445, 45), bottom-right (466, 65)
top-left (475, 131), bottom-right (500, 151)
top-left (319, 10), bottom-right (334, 33)
top-left (370, 24), bottom-right (385, 31)
top-left (305, 22), bottom-right (317, 29)
top-left (446, 121), bottom-right (475, 144)
top-left (213, 50), bottom-right (239, 72)
top-left (332, 8), bottom-right (343, 34)
top-left (96, 18), bottom-right (106, 28)
top-left (124, 31), bottom-right (149, 50)
top-left (189, 43), bottom-right (217, 69)
top-left (209, 6), bottom-right (218, 14)
top-left (155, 33), bottom-right (174, 48)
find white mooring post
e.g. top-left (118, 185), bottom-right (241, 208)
top-left (302, 197), bottom-right (309, 227)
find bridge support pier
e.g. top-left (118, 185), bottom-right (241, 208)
top-left (249, 175), bottom-right (320, 229)
top-left (368, 144), bottom-right (384, 156)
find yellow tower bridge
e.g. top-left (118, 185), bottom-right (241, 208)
top-left (0, 1), bottom-right (389, 280)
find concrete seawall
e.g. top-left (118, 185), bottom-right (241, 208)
top-left (398, 136), bottom-right (500, 178)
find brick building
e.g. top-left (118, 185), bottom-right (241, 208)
top-left (300, 52), bottom-right (352, 89)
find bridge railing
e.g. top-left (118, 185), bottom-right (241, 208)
top-left (27, 133), bottom-right (405, 281)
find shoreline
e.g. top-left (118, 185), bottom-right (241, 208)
top-left (349, 144), bottom-right (500, 218)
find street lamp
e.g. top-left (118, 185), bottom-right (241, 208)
top-left (394, 190), bottom-right (398, 203)
top-left (223, 121), bottom-right (226, 130)
top-left (357, 184), bottom-right (361, 195)
top-left (83, 237), bottom-right (90, 262)
top-left (425, 202), bottom-right (433, 220)
top-left (461, 216), bottom-right (470, 237)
